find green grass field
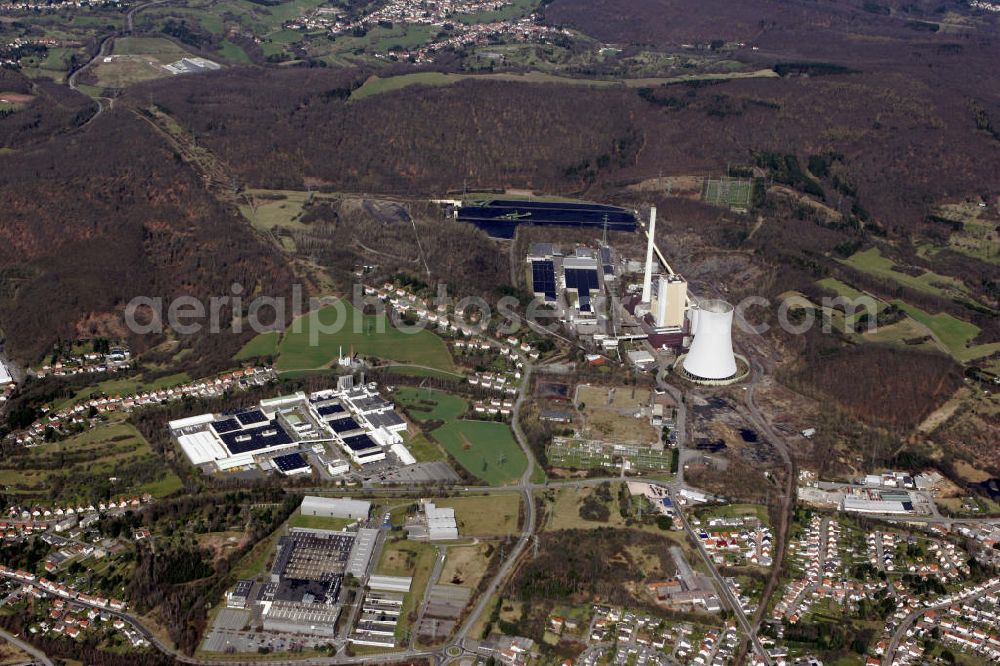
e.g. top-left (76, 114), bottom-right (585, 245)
top-left (234, 331), bottom-right (279, 360)
top-left (433, 494), bottom-right (520, 536)
top-left (395, 387), bottom-right (467, 422)
top-left (383, 365), bottom-right (465, 380)
top-left (433, 420), bottom-right (526, 486)
top-left (839, 247), bottom-right (973, 301)
top-left (242, 301), bottom-right (456, 372)
top-left (394, 388), bottom-right (525, 484)
top-left (113, 37), bottom-right (191, 58)
top-left (892, 301), bottom-right (1000, 361)
top-left (287, 513), bottom-right (354, 531)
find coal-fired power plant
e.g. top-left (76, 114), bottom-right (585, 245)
top-left (683, 299), bottom-right (737, 381)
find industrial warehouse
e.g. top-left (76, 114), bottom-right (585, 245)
top-left (167, 376), bottom-right (413, 475)
top-left (218, 497), bottom-right (381, 639)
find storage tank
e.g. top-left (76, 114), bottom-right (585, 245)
top-left (682, 299), bottom-right (737, 380)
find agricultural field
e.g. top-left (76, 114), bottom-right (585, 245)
top-left (394, 388), bottom-right (526, 484)
top-left (244, 302), bottom-right (456, 373)
top-left (433, 493), bottom-right (521, 537)
top-left (0, 420), bottom-right (183, 504)
top-left (576, 384), bottom-right (657, 444)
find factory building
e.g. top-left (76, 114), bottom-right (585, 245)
top-left (170, 382), bottom-right (412, 472)
top-left (654, 274), bottom-right (687, 330)
top-left (424, 501), bottom-right (459, 541)
top-left (300, 496), bottom-right (371, 520)
top-left (171, 408), bottom-right (297, 471)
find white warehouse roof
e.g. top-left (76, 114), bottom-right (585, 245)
top-left (169, 413), bottom-right (216, 430)
top-left (177, 431), bottom-right (229, 465)
top-left (390, 443), bottom-right (416, 466)
top-left (300, 496), bottom-right (371, 519)
top-left (368, 575), bottom-right (412, 593)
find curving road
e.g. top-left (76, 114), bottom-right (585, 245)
top-left (0, 626), bottom-right (53, 666)
top-left (67, 0), bottom-right (171, 127)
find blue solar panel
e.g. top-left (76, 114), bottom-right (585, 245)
top-left (316, 404), bottom-right (344, 417)
top-left (273, 452), bottom-right (309, 472)
top-left (211, 418), bottom-right (241, 435)
top-left (220, 421), bottom-right (293, 454)
top-left (342, 434), bottom-right (379, 452)
top-left (235, 409), bottom-right (267, 426)
top-left (329, 417), bottom-right (361, 433)
top-left (564, 268), bottom-right (598, 290)
top-left (531, 260), bottom-right (557, 301)
top-left (565, 268), bottom-right (598, 313)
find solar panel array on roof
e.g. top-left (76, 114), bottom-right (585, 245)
top-left (235, 409), bottom-right (267, 426)
top-left (272, 452), bottom-right (309, 473)
top-left (316, 403), bottom-right (344, 417)
top-left (531, 260), bottom-right (557, 302)
top-left (565, 268), bottom-right (599, 313)
top-left (342, 434), bottom-right (379, 452)
top-left (220, 421), bottom-right (293, 454)
top-left (211, 418), bottom-right (241, 435)
top-left (329, 417), bottom-right (361, 434)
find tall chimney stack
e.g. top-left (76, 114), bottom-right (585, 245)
top-left (641, 206), bottom-right (657, 303)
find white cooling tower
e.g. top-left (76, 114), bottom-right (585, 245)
top-left (641, 206), bottom-right (657, 303)
top-left (683, 299), bottom-right (737, 380)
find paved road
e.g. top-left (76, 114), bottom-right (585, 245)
top-left (674, 497), bottom-right (772, 665)
top-left (454, 359), bottom-right (538, 644)
top-left (0, 627), bottom-right (53, 666)
top-left (67, 0), bottom-right (171, 127)
top-left (743, 358), bottom-right (796, 640)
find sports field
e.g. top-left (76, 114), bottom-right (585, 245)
top-left (241, 301), bottom-right (456, 372)
top-left (394, 387), bottom-right (526, 485)
top-left (702, 176), bottom-right (753, 210)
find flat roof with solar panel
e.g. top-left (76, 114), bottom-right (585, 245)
top-left (272, 452), bottom-right (310, 475)
top-left (342, 434), bottom-right (379, 452)
top-left (211, 418), bottom-right (241, 435)
top-left (531, 260), bottom-right (557, 301)
top-left (565, 267), bottom-right (600, 313)
top-left (329, 417), bottom-right (361, 434)
top-left (220, 421), bottom-right (294, 454)
top-left (235, 409), bottom-right (268, 427)
top-left (316, 403), bottom-right (345, 417)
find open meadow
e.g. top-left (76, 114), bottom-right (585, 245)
top-left (394, 387), bottom-right (526, 484)
top-left (238, 302), bottom-right (456, 372)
